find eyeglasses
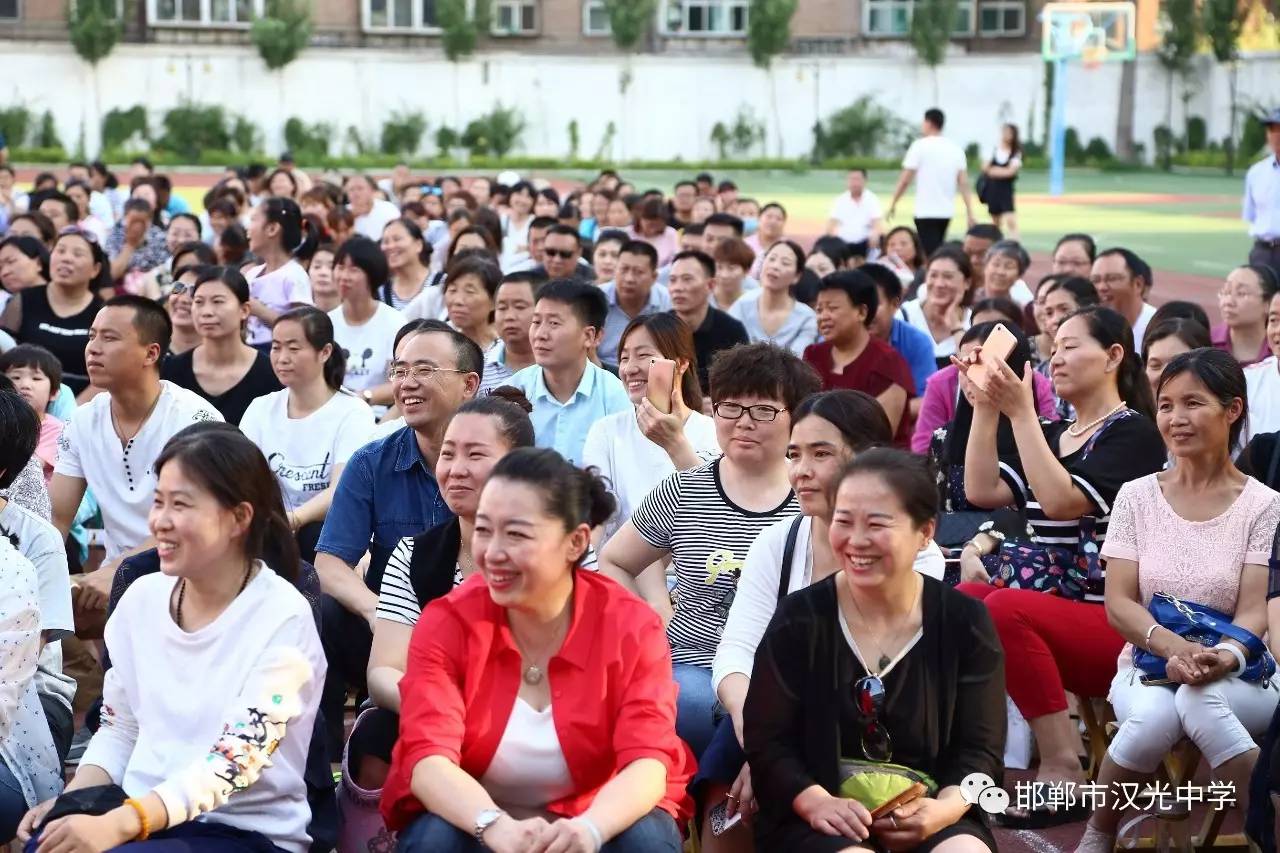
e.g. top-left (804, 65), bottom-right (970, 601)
top-left (58, 225), bottom-right (99, 245)
top-left (543, 247), bottom-right (577, 260)
top-left (1090, 273), bottom-right (1130, 286)
top-left (713, 402), bottom-right (786, 422)
top-left (853, 675), bottom-right (892, 762)
top-left (387, 364), bottom-right (468, 382)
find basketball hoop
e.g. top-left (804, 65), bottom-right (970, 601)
top-left (1080, 44), bottom-right (1108, 69)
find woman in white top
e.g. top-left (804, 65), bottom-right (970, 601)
top-left (329, 236), bottom-right (404, 409)
top-left (500, 181), bottom-right (536, 266)
top-left (699, 390), bottom-right (941, 853)
top-left (377, 218), bottom-right (434, 312)
top-left (18, 426), bottom-right (324, 853)
top-left (240, 306), bottom-right (375, 564)
top-left (899, 245), bottom-right (974, 367)
top-left (583, 313), bottom-right (719, 547)
top-left (981, 240), bottom-right (1034, 308)
top-left (728, 240), bottom-right (819, 357)
top-left (243, 197), bottom-right (316, 350)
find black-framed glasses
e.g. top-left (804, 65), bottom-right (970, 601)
top-left (713, 402), bottom-right (786, 423)
top-left (388, 364), bottom-right (467, 382)
top-left (853, 675), bottom-right (892, 762)
top-left (543, 247), bottom-right (577, 260)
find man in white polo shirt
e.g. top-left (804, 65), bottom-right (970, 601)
top-left (826, 168), bottom-right (884, 256)
top-left (51, 295), bottom-right (222, 626)
top-left (887, 108), bottom-right (976, 256)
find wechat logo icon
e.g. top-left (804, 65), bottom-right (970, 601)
top-left (961, 773), bottom-right (1009, 815)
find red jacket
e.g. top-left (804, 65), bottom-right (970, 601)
top-left (381, 569), bottom-right (695, 830)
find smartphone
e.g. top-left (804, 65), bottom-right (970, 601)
top-left (968, 323), bottom-right (1019, 391)
top-left (647, 358), bottom-right (677, 414)
top-left (708, 800), bottom-right (744, 836)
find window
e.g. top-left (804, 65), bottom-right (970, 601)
top-left (0, 0), bottom-right (18, 20)
top-left (583, 0), bottom-right (610, 35)
top-left (364, 0), bottom-right (442, 30)
top-left (664, 0), bottom-right (747, 35)
top-left (492, 0), bottom-right (537, 34)
top-left (149, 0), bottom-right (262, 25)
top-left (863, 0), bottom-right (973, 36)
top-left (979, 0), bottom-right (1024, 36)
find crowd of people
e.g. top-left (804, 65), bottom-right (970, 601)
top-left (0, 105), bottom-right (1276, 853)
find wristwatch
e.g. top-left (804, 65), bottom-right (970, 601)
top-left (474, 808), bottom-right (505, 846)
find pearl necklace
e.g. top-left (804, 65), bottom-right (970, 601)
top-left (1066, 401), bottom-right (1125, 437)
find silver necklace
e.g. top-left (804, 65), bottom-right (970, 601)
top-left (1067, 401), bottom-right (1125, 437)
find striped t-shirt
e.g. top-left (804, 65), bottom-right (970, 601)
top-left (997, 410), bottom-right (1165, 602)
top-left (631, 458), bottom-right (798, 667)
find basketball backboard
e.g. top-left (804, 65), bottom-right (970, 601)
top-left (1042, 2), bottom-right (1137, 64)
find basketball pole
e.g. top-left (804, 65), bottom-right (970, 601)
top-left (1048, 57), bottom-right (1067, 197)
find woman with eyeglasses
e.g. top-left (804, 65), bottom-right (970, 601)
top-left (744, 449), bottom-right (1004, 853)
top-left (600, 343), bottom-right (821, 760)
top-left (1215, 265), bottom-right (1279, 367)
top-left (1, 228), bottom-right (109, 396)
top-left (163, 265), bottom-right (202, 358)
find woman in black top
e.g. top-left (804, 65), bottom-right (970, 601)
top-left (979, 123), bottom-right (1022, 239)
top-left (161, 266), bottom-right (279, 424)
top-left (745, 449), bottom-right (1004, 853)
top-left (0, 228), bottom-right (108, 396)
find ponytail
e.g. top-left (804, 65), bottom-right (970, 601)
top-left (275, 305), bottom-right (346, 391)
top-left (488, 448), bottom-right (617, 564)
top-left (262, 197), bottom-right (317, 259)
top-left (1064, 305), bottom-right (1155, 421)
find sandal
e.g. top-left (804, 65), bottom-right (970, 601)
top-left (995, 781), bottom-right (1091, 829)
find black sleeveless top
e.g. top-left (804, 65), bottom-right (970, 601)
top-left (407, 517), bottom-right (462, 608)
top-left (16, 286), bottom-right (103, 394)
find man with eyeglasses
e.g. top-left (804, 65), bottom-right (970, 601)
top-left (529, 224), bottom-right (595, 284)
top-left (310, 319), bottom-right (481, 755)
top-left (1090, 247), bottom-right (1157, 346)
top-left (598, 240), bottom-right (671, 365)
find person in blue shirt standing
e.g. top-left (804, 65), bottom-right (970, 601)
top-left (311, 320), bottom-right (481, 754)
top-left (1244, 107), bottom-right (1280, 273)
top-left (863, 262), bottom-right (936, 407)
top-left (508, 279), bottom-right (631, 464)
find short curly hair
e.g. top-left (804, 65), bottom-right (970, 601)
top-left (708, 342), bottom-right (821, 411)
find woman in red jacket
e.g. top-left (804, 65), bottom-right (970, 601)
top-left (381, 447), bottom-right (692, 852)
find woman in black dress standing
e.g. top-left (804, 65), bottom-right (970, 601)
top-left (744, 449), bottom-right (1005, 852)
top-left (980, 124), bottom-right (1022, 239)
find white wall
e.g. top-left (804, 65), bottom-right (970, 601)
top-left (0, 41), bottom-right (1275, 161)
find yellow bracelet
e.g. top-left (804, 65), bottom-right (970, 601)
top-left (124, 798), bottom-right (151, 841)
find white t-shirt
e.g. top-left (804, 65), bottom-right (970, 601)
top-left (54, 382), bottom-right (224, 560)
top-left (239, 389), bottom-right (377, 512)
top-left (244, 261), bottom-right (313, 346)
top-left (352, 199), bottom-right (401, 241)
top-left (327, 302), bottom-right (405, 396)
top-left (711, 514), bottom-right (945, 694)
top-left (1245, 357), bottom-right (1280, 444)
top-left (1132, 302), bottom-right (1158, 351)
top-left (899, 299), bottom-right (971, 360)
top-left (582, 408), bottom-right (721, 544)
top-left (902, 135), bottom-right (968, 219)
top-left (80, 566), bottom-right (324, 853)
top-left (828, 189), bottom-right (883, 243)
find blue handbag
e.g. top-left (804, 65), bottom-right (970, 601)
top-left (1132, 592), bottom-right (1276, 684)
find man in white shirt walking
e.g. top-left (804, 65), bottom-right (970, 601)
top-left (887, 108), bottom-right (976, 256)
top-left (826, 168), bottom-right (884, 256)
top-left (1244, 107), bottom-right (1280, 272)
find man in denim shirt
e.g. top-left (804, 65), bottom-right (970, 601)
top-left (313, 320), bottom-right (482, 753)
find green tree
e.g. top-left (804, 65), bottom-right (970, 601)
top-left (747, 0), bottom-right (797, 157)
top-left (67, 0), bottom-right (122, 157)
top-left (1156, 0), bottom-right (1199, 170)
top-left (909, 0), bottom-right (958, 103)
top-left (251, 0), bottom-right (312, 70)
top-left (1201, 0), bottom-right (1246, 173)
top-left (440, 0), bottom-right (490, 60)
top-left (710, 122), bottom-right (732, 160)
top-left (604, 0), bottom-right (655, 49)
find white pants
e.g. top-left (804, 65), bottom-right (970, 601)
top-left (1107, 664), bottom-right (1280, 773)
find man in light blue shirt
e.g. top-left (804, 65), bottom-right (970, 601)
top-left (1244, 107), bottom-right (1280, 272)
top-left (863, 262), bottom-right (937, 401)
top-left (509, 280), bottom-right (630, 464)
top-left (598, 240), bottom-right (670, 365)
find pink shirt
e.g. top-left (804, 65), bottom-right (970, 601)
top-left (909, 364), bottom-right (1058, 453)
top-left (627, 226), bottom-right (680, 268)
top-left (244, 260), bottom-right (313, 346)
top-left (1212, 322), bottom-right (1270, 367)
top-left (35, 416), bottom-right (62, 485)
top-left (1101, 473), bottom-right (1280, 667)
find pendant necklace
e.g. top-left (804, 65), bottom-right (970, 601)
top-left (511, 612), bottom-right (569, 685)
top-left (849, 577), bottom-right (923, 675)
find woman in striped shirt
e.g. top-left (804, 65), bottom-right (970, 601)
top-left (954, 306), bottom-right (1165, 828)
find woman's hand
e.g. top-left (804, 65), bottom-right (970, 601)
top-left (637, 398), bottom-right (685, 451)
top-left (871, 797), bottom-right (961, 851)
top-left (950, 349), bottom-right (997, 413)
top-left (727, 761), bottom-right (757, 824)
top-left (1165, 643), bottom-right (1209, 684)
top-left (797, 790), bottom-right (873, 841)
top-left (982, 359), bottom-right (1037, 421)
top-left (1189, 648), bottom-right (1239, 685)
top-left (34, 811), bottom-right (136, 853)
top-left (16, 798), bottom-right (56, 843)
top-left (959, 546), bottom-right (991, 584)
top-left (532, 817), bottom-right (598, 853)
top-left (248, 298), bottom-right (273, 321)
top-left (486, 815), bottom-right (551, 853)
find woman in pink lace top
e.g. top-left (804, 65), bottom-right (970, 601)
top-left (1077, 348), bottom-right (1280, 853)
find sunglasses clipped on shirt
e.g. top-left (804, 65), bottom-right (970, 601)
top-left (853, 674), bottom-right (893, 763)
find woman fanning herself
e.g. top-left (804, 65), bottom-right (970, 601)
top-left (18, 426), bottom-right (325, 853)
top-left (243, 198), bottom-right (316, 352)
top-left (745, 450), bottom-right (1005, 853)
top-left (382, 448), bottom-right (692, 852)
top-left (955, 306), bottom-right (1165, 827)
top-left (239, 306), bottom-right (374, 563)
top-left (1075, 348), bottom-right (1280, 853)
top-left (162, 266), bottom-right (281, 425)
top-left (353, 390), bottom-right (534, 791)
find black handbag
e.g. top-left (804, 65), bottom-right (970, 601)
top-left (36, 784), bottom-right (130, 834)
